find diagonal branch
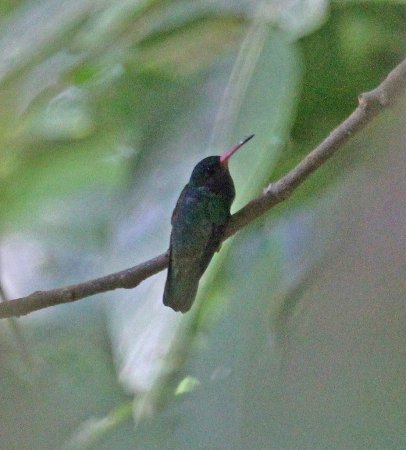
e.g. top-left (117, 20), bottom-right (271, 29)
top-left (1, 58), bottom-right (405, 319)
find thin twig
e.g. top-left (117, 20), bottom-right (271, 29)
top-left (0, 58), bottom-right (405, 319)
top-left (0, 262), bottom-right (36, 368)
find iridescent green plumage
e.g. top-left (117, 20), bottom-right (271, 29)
top-left (163, 135), bottom-right (254, 313)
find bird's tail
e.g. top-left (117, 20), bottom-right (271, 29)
top-left (163, 260), bottom-right (200, 313)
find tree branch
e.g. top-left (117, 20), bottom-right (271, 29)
top-left (1, 58), bottom-right (405, 319)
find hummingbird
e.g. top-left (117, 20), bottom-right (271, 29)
top-left (163, 134), bottom-right (254, 313)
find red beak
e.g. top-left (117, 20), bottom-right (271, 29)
top-left (220, 134), bottom-right (254, 167)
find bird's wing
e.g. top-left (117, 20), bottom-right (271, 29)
top-left (199, 223), bottom-right (226, 274)
top-left (171, 185), bottom-right (189, 225)
top-left (165, 186), bottom-right (213, 313)
top-left (164, 188), bottom-right (230, 313)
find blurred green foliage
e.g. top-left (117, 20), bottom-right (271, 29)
top-left (0, 1), bottom-right (405, 449)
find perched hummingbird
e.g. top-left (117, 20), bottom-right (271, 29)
top-left (163, 134), bottom-right (254, 313)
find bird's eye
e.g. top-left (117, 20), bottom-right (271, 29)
top-left (205, 166), bottom-right (215, 176)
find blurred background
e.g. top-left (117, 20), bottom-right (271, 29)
top-left (0, 1), bottom-right (405, 449)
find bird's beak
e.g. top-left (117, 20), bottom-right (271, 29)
top-left (220, 134), bottom-right (254, 167)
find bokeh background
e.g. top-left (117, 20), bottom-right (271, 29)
top-left (0, 1), bottom-right (405, 449)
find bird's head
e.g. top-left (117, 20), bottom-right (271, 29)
top-left (189, 134), bottom-right (254, 191)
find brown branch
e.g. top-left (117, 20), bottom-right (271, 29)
top-left (225, 58), bottom-right (406, 236)
top-left (0, 253), bottom-right (169, 318)
top-left (1, 58), bottom-right (405, 319)
top-left (0, 276), bottom-right (36, 369)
